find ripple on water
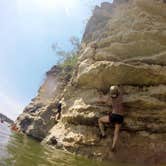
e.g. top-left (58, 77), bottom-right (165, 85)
top-left (0, 123), bottom-right (142, 166)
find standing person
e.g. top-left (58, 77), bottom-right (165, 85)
top-left (55, 101), bottom-right (62, 120)
top-left (97, 85), bottom-right (124, 152)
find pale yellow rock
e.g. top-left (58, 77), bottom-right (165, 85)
top-left (77, 61), bottom-right (166, 88)
top-left (17, 0), bottom-right (166, 164)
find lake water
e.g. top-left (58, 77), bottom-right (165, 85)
top-left (0, 123), bottom-right (140, 166)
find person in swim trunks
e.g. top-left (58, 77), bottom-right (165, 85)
top-left (97, 85), bottom-right (124, 152)
top-left (50, 101), bottom-right (62, 122)
top-left (55, 101), bottom-right (62, 120)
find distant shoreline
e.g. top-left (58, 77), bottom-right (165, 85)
top-left (0, 113), bottom-right (14, 124)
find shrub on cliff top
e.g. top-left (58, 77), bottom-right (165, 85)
top-left (52, 36), bottom-right (80, 82)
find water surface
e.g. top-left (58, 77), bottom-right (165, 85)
top-left (0, 123), bottom-right (139, 166)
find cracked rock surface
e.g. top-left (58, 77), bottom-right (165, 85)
top-left (16, 0), bottom-right (166, 165)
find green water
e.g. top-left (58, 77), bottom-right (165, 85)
top-left (0, 123), bottom-right (138, 166)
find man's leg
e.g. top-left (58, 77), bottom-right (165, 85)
top-left (98, 116), bottom-right (109, 137)
top-left (112, 123), bottom-right (121, 151)
top-left (56, 112), bottom-right (61, 120)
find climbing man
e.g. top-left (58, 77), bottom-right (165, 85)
top-left (97, 85), bottom-right (124, 152)
top-left (55, 101), bottom-right (62, 120)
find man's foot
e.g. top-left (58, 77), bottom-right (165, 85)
top-left (111, 146), bottom-right (117, 153)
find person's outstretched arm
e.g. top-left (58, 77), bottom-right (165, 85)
top-left (96, 93), bottom-right (112, 105)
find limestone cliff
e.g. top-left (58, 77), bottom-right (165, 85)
top-left (0, 113), bottom-right (14, 124)
top-left (16, 65), bottom-right (67, 140)
top-left (16, 0), bottom-right (166, 164)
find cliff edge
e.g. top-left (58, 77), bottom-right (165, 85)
top-left (16, 0), bottom-right (166, 165)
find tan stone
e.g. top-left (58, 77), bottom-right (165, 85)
top-left (17, 0), bottom-right (166, 164)
top-left (77, 61), bottom-right (166, 88)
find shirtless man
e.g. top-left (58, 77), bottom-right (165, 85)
top-left (97, 85), bottom-right (124, 152)
top-left (55, 101), bottom-right (62, 120)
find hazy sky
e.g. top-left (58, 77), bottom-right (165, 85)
top-left (0, 0), bottom-right (113, 120)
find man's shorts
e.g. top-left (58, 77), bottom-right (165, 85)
top-left (109, 113), bottom-right (124, 124)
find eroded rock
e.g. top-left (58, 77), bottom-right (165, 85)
top-left (16, 0), bottom-right (166, 165)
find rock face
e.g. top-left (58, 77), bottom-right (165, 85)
top-left (16, 0), bottom-right (166, 165)
top-left (0, 113), bottom-right (14, 124)
top-left (16, 66), bottom-right (66, 140)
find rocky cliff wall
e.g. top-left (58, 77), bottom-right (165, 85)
top-left (16, 66), bottom-right (67, 140)
top-left (16, 0), bottom-right (166, 165)
top-left (0, 113), bottom-right (14, 124)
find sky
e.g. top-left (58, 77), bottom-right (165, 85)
top-left (0, 0), bottom-right (113, 120)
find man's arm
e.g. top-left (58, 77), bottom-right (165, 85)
top-left (107, 96), bottom-right (112, 106)
top-left (96, 93), bottom-right (112, 105)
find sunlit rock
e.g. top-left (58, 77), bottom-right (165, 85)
top-left (16, 0), bottom-right (166, 164)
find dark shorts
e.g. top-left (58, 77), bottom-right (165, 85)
top-left (109, 113), bottom-right (124, 124)
top-left (57, 109), bottom-right (61, 113)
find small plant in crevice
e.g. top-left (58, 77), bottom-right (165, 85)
top-left (52, 36), bottom-right (80, 83)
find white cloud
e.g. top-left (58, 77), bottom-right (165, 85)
top-left (16, 0), bottom-right (81, 17)
top-left (64, 6), bottom-right (71, 16)
top-left (63, 0), bottom-right (80, 16)
top-left (0, 90), bottom-right (25, 121)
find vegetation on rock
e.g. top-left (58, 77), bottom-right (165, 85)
top-left (52, 36), bottom-right (80, 82)
top-left (16, 0), bottom-right (166, 165)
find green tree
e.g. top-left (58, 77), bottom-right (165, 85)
top-left (52, 36), bottom-right (80, 64)
top-left (52, 36), bottom-right (80, 82)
